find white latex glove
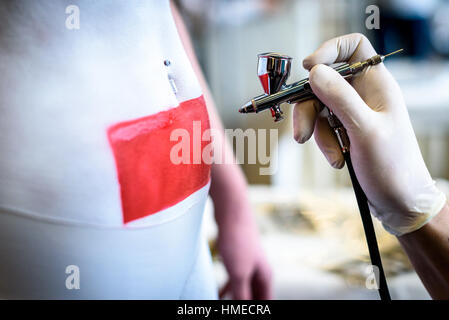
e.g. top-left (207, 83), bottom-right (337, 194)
top-left (293, 33), bottom-right (447, 236)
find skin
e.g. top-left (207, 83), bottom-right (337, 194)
top-left (398, 204), bottom-right (449, 299)
top-left (171, 2), bottom-right (273, 300)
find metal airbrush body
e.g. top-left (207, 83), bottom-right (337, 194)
top-left (239, 49), bottom-right (403, 152)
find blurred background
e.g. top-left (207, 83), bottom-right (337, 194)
top-left (176, 0), bottom-right (449, 299)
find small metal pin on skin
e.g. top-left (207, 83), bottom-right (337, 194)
top-left (164, 59), bottom-right (178, 95)
top-left (238, 49), bottom-right (404, 121)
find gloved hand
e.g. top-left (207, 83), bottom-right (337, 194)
top-left (293, 33), bottom-right (447, 236)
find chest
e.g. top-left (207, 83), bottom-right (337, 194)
top-left (1, 2), bottom-right (200, 125)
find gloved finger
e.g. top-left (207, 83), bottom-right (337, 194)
top-left (308, 64), bottom-right (375, 132)
top-left (314, 113), bottom-right (345, 169)
top-left (303, 33), bottom-right (377, 70)
top-left (292, 98), bottom-right (322, 144)
top-left (251, 263), bottom-right (273, 300)
top-left (231, 277), bottom-right (252, 300)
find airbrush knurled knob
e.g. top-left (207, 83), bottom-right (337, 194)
top-left (368, 54), bottom-right (383, 65)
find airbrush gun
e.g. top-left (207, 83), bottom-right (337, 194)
top-left (239, 49), bottom-right (404, 301)
top-left (239, 49), bottom-right (403, 152)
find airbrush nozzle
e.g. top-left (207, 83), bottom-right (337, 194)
top-left (239, 100), bottom-right (256, 113)
top-left (383, 48), bottom-right (404, 59)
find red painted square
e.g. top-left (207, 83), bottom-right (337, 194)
top-left (107, 95), bottom-right (211, 224)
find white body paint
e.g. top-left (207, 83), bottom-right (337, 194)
top-left (0, 0), bottom-right (216, 298)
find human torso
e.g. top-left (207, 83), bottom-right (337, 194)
top-left (0, 0), bottom-right (215, 299)
top-left (0, 0), bottom-right (210, 227)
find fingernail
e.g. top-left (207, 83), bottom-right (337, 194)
top-left (294, 133), bottom-right (311, 144)
top-left (331, 158), bottom-right (345, 169)
top-left (294, 134), bottom-right (304, 144)
top-left (302, 58), bottom-right (312, 70)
